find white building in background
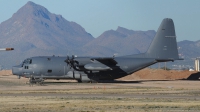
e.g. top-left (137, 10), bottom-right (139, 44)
top-left (195, 58), bottom-right (199, 72)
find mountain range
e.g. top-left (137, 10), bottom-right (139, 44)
top-left (0, 1), bottom-right (199, 69)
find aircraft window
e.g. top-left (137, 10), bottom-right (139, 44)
top-left (21, 60), bottom-right (25, 67)
top-left (24, 66), bottom-right (29, 69)
top-left (47, 58), bottom-right (51, 61)
top-left (25, 60), bottom-right (28, 64)
top-left (47, 70), bottom-right (52, 73)
top-left (25, 59), bottom-right (32, 64)
top-left (29, 59), bottom-right (32, 64)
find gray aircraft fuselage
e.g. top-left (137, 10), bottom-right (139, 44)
top-left (12, 18), bottom-right (182, 82)
top-left (13, 56), bottom-right (157, 82)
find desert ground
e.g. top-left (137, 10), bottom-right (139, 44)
top-left (0, 69), bottom-right (200, 112)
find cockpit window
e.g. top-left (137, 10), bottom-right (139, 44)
top-left (21, 58), bottom-right (32, 67)
top-left (21, 60), bottom-right (25, 67)
top-left (22, 59), bottom-right (32, 64)
top-left (24, 66), bottom-right (29, 69)
top-left (25, 59), bottom-right (32, 64)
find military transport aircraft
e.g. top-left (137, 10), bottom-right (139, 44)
top-left (12, 18), bottom-right (182, 83)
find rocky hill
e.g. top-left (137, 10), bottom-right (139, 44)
top-left (0, 1), bottom-right (94, 68)
top-left (82, 27), bottom-right (155, 56)
top-left (178, 40), bottom-right (200, 59)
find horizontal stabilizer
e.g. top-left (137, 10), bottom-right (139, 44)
top-left (156, 58), bottom-right (183, 62)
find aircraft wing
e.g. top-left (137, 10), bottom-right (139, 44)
top-left (84, 58), bottom-right (117, 71)
top-left (91, 58), bottom-right (117, 65)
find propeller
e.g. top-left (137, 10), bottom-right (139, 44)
top-left (65, 55), bottom-right (78, 69)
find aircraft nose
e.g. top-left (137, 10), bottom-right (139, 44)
top-left (12, 66), bottom-right (22, 76)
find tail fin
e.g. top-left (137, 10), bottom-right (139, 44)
top-left (146, 18), bottom-right (180, 60)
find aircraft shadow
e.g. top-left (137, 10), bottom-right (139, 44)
top-left (43, 81), bottom-right (77, 84)
top-left (184, 72), bottom-right (200, 80)
top-left (100, 80), bottom-right (175, 83)
top-left (41, 80), bottom-right (143, 84)
top-left (41, 79), bottom-right (179, 85)
top-left (98, 80), bottom-right (142, 83)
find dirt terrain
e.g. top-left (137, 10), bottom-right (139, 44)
top-left (119, 68), bottom-right (197, 80)
top-left (0, 69), bottom-right (200, 112)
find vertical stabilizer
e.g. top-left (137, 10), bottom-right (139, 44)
top-left (146, 18), bottom-right (179, 59)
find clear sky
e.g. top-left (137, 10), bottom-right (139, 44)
top-left (0, 0), bottom-right (200, 41)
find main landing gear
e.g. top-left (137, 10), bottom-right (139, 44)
top-left (29, 75), bottom-right (44, 86)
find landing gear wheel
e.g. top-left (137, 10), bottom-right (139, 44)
top-left (77, 80), bottom-right (82, 83)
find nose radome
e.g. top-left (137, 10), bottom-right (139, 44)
top-left (12, 66), bottom-right (22, 76)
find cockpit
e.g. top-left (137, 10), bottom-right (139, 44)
top-left (21, 58), bottom-right (32, 67)
top-left (12, 58), bottom-right (33, 77)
